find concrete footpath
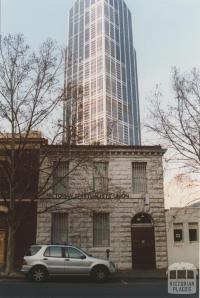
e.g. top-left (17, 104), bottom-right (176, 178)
top-left (0, 269), bottom-right (167, 281)
top-left (116, 269), bottom-right (166, 280)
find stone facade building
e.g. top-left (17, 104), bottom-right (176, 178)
top-left (37, 145), bottom-right (168, 270)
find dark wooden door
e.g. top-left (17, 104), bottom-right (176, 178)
top-left (0, 230), bottom-right (6, 267)
top-left (132, 226), bottom-right (156, 269)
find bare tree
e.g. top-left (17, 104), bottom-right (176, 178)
top-left (0, 34), bottom-right (89, 275)
top-left (147, 67), bottom-right (200, 175)
top-left (0, 34), bottom-right (129, 275)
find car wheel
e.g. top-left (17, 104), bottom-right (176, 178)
top-left (91, 266), bottom-right (109, 283)
top-left (30, 266), bottom-right (48, 282)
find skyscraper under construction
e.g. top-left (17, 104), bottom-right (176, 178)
top-left (64, 0), bottom-right (141, 145)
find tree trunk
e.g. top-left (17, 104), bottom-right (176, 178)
top-left (5, 224), bottom-right (15, 275)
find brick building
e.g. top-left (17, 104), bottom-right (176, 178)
top-left (0, 132), bottom-right (44, 269)
top-left (37, 145), bottom-right (168, 270)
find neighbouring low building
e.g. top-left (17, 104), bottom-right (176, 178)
top-left (166, 206), bottom-right (200, 269)
top-left (0, 132), bottom-right (45, 269)
top-left (37, 145), bottom-right (168, 270)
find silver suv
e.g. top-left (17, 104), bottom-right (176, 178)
top-left (21, 245), bottom-right (116, 282)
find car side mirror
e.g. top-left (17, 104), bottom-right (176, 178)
top-left (80, 255), bottom-right (86, 259)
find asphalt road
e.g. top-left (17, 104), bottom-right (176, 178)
top-left (0, 277), bottom-right (198, 298)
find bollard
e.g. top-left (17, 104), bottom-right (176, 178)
top-left (106, 248), bottom-right (110, 259)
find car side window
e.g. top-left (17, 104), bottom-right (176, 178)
top-left (44, 246), bottom-right (63, 258)
top-left (67, 247), bottom-right (85, 259)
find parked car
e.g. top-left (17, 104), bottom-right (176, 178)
top-left (21, 244), bottom-right (116, 282)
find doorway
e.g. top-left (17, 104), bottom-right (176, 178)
top-left (131, 213), bottom-right (156, 269)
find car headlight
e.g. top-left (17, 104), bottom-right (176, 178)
top-left (109, 261), bottom-right (115, 270)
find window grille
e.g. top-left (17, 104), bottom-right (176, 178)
top-left (51, 213), bottom-right (68, 244)
top-left (93, 213), bottom-right (110, 246)
top-left (132, 162), bottom-right (147, 193)
top-left (93, 162), bottom-right (108, 192)
top-left (53, 162), bottom-right (69, 194)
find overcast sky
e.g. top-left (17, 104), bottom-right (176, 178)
top-left (3, 0), bottom-right (200, 206)
top-left (3, 0), bottom-right (200, 139)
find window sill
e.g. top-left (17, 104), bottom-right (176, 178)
top-left (90, 247), bottom-right (112, 252)
top-left (173, 242), bottom-right (184, 246)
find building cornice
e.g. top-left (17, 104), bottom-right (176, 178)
top-left (41, 145), bottom-right (166, 157)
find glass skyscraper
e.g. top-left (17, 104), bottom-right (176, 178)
top-left (64, 0), bottom-right (141, 145)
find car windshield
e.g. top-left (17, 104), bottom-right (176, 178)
top-left (74, 247), bottom-right (91, 257)
top-left (25, 246), bottom-right (42, 256)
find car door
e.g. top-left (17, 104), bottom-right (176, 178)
top-left (64, 247), bottom-right (91, 274)
top-left (42, 246), bottom-right (65, 274)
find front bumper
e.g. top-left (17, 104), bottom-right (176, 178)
top-left (21, 265), bottom-right (31, 273)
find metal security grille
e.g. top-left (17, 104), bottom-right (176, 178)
top-left (52, 213), bottom-right (68, 244)
top-left (93, 213), bottom-right (110, 247)
top-left (53, 162), bottom-right (69, 194)
top-left (93, 162), bottom-right (108, 192)
top-left (132, 162), bottom-right (147, 193)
